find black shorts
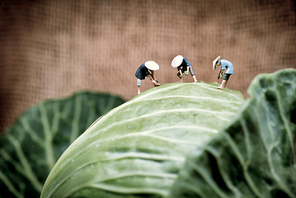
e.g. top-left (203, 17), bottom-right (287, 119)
top-left (223, 73), bottom-right (231, 81)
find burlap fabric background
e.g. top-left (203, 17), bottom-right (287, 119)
top-left (1, 0), bottom-right (296, 133)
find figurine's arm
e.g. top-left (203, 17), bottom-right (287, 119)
top-left (217, 69), bottom-right (223, 79)
top-left (147, 74), bottom-right (153, 81)
top-left (150, 70), bottom-right (155, 80)
top-left (147, 70), bottom-right (160, 86)
top-left (179, 70), bottom-right (182, 76)
top-left (147, 70), bottom-right (155, 80)
top-left (147, 70), bottom-right (157, 82)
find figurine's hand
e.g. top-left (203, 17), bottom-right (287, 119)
top-left (184, 71), bottom-right (189, 76)
top-left (153, 79), bottom-right (160, 86)
top-left (218, 73), bottom-right (223, 79)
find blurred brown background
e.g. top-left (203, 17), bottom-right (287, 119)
top-left (1, 0), bottom-right (296, 133)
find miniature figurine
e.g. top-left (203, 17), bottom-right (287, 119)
top-left (171, 55), bottom-right (197, 82)
top-left (213, 56), bottom-right (234, 89)
top-left (135, 61), bottom-right (160, 94)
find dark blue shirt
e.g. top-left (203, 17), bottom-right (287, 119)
top-left (135, 63), bottom-right (150, 80)
top-left (177, 57), bottom-right (191, 71)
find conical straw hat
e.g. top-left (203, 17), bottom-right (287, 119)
top-left (171, 55), bottom-right (183, 68)
top-left (213, 56), bottom-right (221, 70)
top-left (145, 61), bottom-right (159, 70)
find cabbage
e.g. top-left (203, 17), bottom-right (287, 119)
top-left (169, 69), bottom-right (296, 198)
top-left (41, 82), bottom-right (245, 198)
top-left (3, 69), bottom-right (295, 198)
top-left (0, 92), bottom-right (126, 198)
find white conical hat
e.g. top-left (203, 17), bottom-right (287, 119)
top-left (145, 61), bottom-right (159, 70)
top-left (213, 56), bottom-right (221, 70)
top-left (171, 55), bottom-right (183, 68)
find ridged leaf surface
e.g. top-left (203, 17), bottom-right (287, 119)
top-left (41, 82), bottom-right (245, 198)
top-left (0, 92), bottom-right (125, 198)
top-left (169, 69), bottom-right (296, 198)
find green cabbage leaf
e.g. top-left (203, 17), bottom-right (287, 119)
top-left (41, 82), bottom-right (245, 198)
top-left (0, 92), bottom-right (125, 198)
top-left (169, 69), bottom-right (296, 198)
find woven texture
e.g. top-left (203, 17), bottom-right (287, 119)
top-left (1, 0), bottom-right (296, 132)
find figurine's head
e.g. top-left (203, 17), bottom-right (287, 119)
top-left (213, 56), bottom-right (221, 70)
top-left (171, 55), bottom-right (183, 68)
top-left (145, 61), bottom-right (159, 71)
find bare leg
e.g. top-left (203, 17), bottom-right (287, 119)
top-left (188, 66), bottom-right (196, 82)
top-left (217, 80), bottom-right (227, 89)
top-left (137, 86), bottom-right (141, 94)
top-left (193, 75), bottom-right (197, 82)
top-left (224, 80), bottom-right (228, 88)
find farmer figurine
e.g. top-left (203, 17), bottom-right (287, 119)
top-left (171, 55), bottom-right (197, 82)
top-left (213, 56), bottom-right (234, 89)
top-left (135, 61), bottom-right (160, 94)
